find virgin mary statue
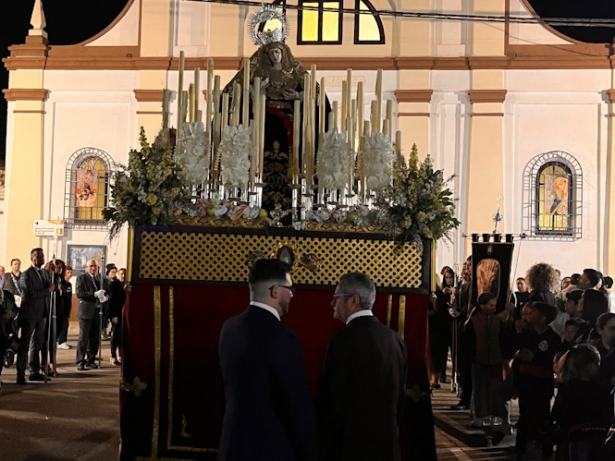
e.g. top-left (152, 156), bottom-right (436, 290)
top-left (223, 8), bottom-right (329, 212)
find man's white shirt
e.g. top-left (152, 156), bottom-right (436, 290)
top-left (346, 309), bottom-right (373, 324)
top-left (250, 301), bottom-right (281, 321)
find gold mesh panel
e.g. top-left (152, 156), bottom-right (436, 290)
top-left (137, 230), bottom-right (423, 289)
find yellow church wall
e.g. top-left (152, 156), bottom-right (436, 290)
top-left (140, 0), bottom-right (174, 57)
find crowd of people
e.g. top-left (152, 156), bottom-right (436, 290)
top-left (432, 258), bottom-right (615, 460)
top-left (0, 247), bottom-right (127, 388)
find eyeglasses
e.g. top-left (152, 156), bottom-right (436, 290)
top-left (331, 293), bottom-right (354, 305)
top-left (270, 284), bottom-right (295, 294)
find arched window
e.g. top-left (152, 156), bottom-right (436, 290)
top-left (522, 151), bottom-right (582, 240)
top-left (354, 0), bottom-right (384, 44)
top-left (64, 148), bottom-right (115, 229)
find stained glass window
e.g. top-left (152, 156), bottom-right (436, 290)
top-left (64, 148), bottom-right (114, 229)
top-left (522, 151), bottom-right (582, 240)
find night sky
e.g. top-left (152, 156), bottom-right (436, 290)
top-left (1, 0), bottom-right (614, 162)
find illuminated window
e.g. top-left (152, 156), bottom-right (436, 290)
top-left (522, 151), bottom-right (582, 240)
top-left (64, 148), bottom-right (115, 229)
top-left (298, 0), bottom-right (342, 44)
top-left (354, 0), bottom-right (384, 44)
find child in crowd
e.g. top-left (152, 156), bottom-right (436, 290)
top-left (551, 345), bottom-right (612, 461)
top-left (463, 292), bottom-right (505, 428)
top-left (515, 302), bottom-right (561, 461)
top-left (561, 319), bottom-right (580, 353)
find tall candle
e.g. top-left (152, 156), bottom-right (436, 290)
top-left (357, 81), bottom-right (364, 140)
top-left (194, 68), bottom-right (200, 122)
top-left (395, 130), bottom-right (402, 158)
top-left (332, 101), bottom-right (338, 130)
top-left (232, 82), bottom-right (241, 127)
top-left (385, 99), bottom-right (393, 139)
top-left (242, 59), bottom-right (250, 127)
top-left (177, 51), bottom-right (185, 133)
top-left (375, 68), bottom-right (383, 133)
top-left (346, 68), bottom-right (352, 119)
top-left (188, 83), bottom-right (195, 123)
top-left (341, 81), bottom-right (348, 132)
top-left (162, 89), bottom-right (170, 131)
top-left (252, 77), bottom-right (261, 179)
top-left (293, 99), bottom-right (301, 179)
top-left (221, 93), bottom-right (229, 130)
top-left (259, 94), bottom-right (266, 181)
top-left (206, 59), bottom-right (214, 129)
top-left (213, 75), bottom-right (221, 160)
top-left (319, 77), bottom-right (326, 135)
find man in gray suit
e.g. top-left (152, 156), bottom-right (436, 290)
top-left (16, 248), bottom-right (54, 384)
top-left (317, 272), bottom-right (408, 461)
top-left (75, 259), bottom-right (109, 370)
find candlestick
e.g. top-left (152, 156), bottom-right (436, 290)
top-left (319, 77), bottom-right (326, 135)
top-left (206, 59), bottom-right (214, 130)
top-left (212, 75), bottom-right (221, 168)
top-left (188, 83), bottom-right (195, 123)
top-left (242, 58), bottom-right (250, 127)
top-left (259, 94), bottom-right (266, 182)
top-left (341, 81), bottom-right (348, 132)
top-left (357, 81), bottom-right (364, 140)
top-left (293, 99), bottom-right (301, 180)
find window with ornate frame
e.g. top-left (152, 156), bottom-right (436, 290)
top-left (354, 0), bottom-right (384, 44)
top-left (522, 151), bottom-right (582, 240)
top-left (64, 148), bottom-right (115, 230)
top-left (298, 0), bottom-right (343, 44)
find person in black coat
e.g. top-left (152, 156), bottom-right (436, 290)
top-left (218, 258), bottom-right (316, 461)
top-left (317, 272), bottom-right (408, 461)
top-left (16, 248), bottom-right (54, 384)
top-left (105, 263), bottom-right (126, 366)
top-left (57, 265), bottom-right (73, 349)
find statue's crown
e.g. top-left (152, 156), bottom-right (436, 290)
top-left (248, 4), bottom-right (288, 47)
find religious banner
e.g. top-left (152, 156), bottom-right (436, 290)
top-left (471, 239), bottom-right (515, 313)
top-left (76, 169), bottom-right (97, 207)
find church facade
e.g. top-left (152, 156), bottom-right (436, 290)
top-left (2, 0), bottom-right (615, 278)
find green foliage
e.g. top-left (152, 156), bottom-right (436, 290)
top-left (382, 143), bottom-right (461, 249)
top-left (102, 128), bottom-right (194, 240)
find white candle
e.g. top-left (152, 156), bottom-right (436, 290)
top-left (206, 59), bottom-right (214, 129)
top-left (194, 68), bottom-right (200, 122)
top-left (319, 77), bottom-right (326, 135)
top-left (375, 68), bottom-right (382, 133)
top-left (177, 51), bottom-right (185, 133)
top-left (293, 99), bottom-right (301, 179)
top-left (242, 58), bottom-right (250, 127)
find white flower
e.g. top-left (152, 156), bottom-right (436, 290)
top-left (243, 205), bottom-right (260, 219)
top-left (215, 205), bottom-right (228, 219)
top-left (316, 129), bottom-right (354, 190)
top-left (220, 125), bottom-right (252, 189)
top-left (362, 132), bottom-right (394, 193)
top-left (176, 121), bottom-right (211, 187)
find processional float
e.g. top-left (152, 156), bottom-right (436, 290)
top-left (118, 5), bottom-right (445, 461)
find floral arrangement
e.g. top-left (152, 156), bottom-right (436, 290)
top-left (381, 144), bottom-right (460, 250)
top-left (219, 125), bottom-right (252, 189)
top-left (102, 128), bottom-right (195, 240)
top-left (193, 197), bottom-right (266, 221)
top-left (362, 132), bottom-right (394, 193)
top-left (176, 121), bottom-right (210, 187)
top-left (316, 129), bottom-right (354, 190)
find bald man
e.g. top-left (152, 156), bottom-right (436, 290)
top-left (75, 259), bottom-right (109, 370)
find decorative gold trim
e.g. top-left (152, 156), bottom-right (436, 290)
top-left (151, 285), bottom-right (162, 458)
top-left (127, 226), bottom-right (135, 284)
top-left (305, 222), bottom-right (384, 233)
top-left (134, 89), bottom-right (165, 103)
top-left (467, 89), bottom-right (507, 104)
top-left (386, 294), bottom-right (392, 327)
top-left (398, 295), bottom-right (406, 339)
top-left (397, 112), bottom-right (431, 117)
top-left (394, 89), bottom-right (433, 103)
top-left (173, 215), bottom-right (267, 228)
top-left (3, 88), bottom-right (49, 102)
top-left (430, 241), bottom-right (437, 293)
top-left (120, 376), bottom-right (149, 396)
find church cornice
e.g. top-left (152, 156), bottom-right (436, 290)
top-left (3, 89), bottom-right (49, 102)
top-left (394, 90), bottom-right (433, 103)
top-left (467, 90), bottom-right (507, 105)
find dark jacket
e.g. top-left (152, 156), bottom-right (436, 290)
top-left (76, 273), bottom-right (110, 320)
top-left (19, 266), bottom-right (52, 320)
top-left (317, 315), bottom-right (408, 461)
top-left (108, 278), bottom-right (126, 320)
top-left (218, 305), bottom-right (316, 461)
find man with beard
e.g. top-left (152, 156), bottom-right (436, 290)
top-left (218, 259), bottom-right (315, 461)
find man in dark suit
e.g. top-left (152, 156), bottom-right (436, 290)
top-left (16, 248), bottom-right (54, 384)
top-left (317, 272), bottom-right (408, 461)
top-left (75, 259), bottom-right (109, 370)
top-left (218, 258), bottom-right (316, 461)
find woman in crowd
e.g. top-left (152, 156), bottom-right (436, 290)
top-left (106, 264), bottom-right (126, 366)
top-left (462, 292), bottom-right (505, 428)
top-left (57, 265), bottom-right (73, 350)
top-left (429, 266), bottom-right (455, 388)
top-left (552, 344), bottom-right (612, 461)
top-left (525, 262), bottom-right (558, 307)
